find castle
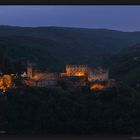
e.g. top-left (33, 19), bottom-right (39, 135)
top-left (60, 65), bottom-right (109, 80)
top-left (22, 63), bottom-right (110, 90)
top-left (0, 62), bottom-right (112, 93)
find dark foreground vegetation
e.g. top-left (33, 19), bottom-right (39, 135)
top-left (0, 85), bottom-right (140, 135)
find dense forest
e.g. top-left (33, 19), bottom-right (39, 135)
top-left (1, 26), bottom-right (140, 71)
top-left (0, 85), bottom-right (140, 135)
top-left (110, 44), bottom-right (140, 91)
top-left (0, 53), bottom-right (26, 74)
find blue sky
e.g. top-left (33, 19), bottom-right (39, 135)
top-left (0, 6), bottom-right (140, 31)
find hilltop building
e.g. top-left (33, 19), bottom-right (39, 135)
top-left (20, 63), bottom-right (112, 90)
top-left (22, 63), bottom-right (59, 87)
top-left (0, 62), bottom-right (112, 92)
top-left (61, 65), bottom-right (109, 81)
top-left (60, 65), bottom-right (109, 90)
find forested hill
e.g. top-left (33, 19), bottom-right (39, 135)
top-left (110, 44), bottom-right (140, 89)
top-left (1, 25), bottom-right (140, 71)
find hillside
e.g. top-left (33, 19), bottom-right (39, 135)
top-left (2, 85), bottom-right (140, 135)
top-left (110, 44), bottom-right (140, 89)
top-left (1, 26), bottom-right (140, 71)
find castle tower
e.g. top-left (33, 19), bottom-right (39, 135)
top-left (27, 63), bottom-right (33, 79)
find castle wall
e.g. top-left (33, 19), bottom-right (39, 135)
top-left (25, 63), bottom-right (109, 88)
top-left (66, 65), bottom-right (88, 76)
top-left (88, 69), bottom-right (109, 82)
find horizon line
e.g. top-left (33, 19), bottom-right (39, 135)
top-left (0, 24), bottom-right (140, 33)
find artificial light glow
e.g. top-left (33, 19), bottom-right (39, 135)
top-left (90, 83), bottom-right (106, 90)
top-left (0, 75), bottom-right (12, 92)
top-left (75, 72), bottom-right (85, 76)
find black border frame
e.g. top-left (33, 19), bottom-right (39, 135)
top-left (0, 136), bottom-right (133, 140)
top-left (0, 0), bottom-right (139, 5)
top-left (0, 1), bottom-right (139, 140)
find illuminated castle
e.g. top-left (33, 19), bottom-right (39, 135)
top-left (63, 65), bottom-right (109, 82)
top-left (59, 65), bottom-right (109, 90)
top-left (66, 65), bottom-right (88, 76)
top-left (0, 61), bottom-right (112, 93)
top-left (22, 63), bottom-right (110, 90)
top-left (23, 63), bottom-right (58, 87)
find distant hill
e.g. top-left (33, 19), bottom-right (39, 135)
top-left (110, 44), bottom-right (140, 88)
top-left (1, 26), bottom-right (140, 71)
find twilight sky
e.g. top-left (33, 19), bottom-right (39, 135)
top-left (0, 6), bottom-right (140, 31)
